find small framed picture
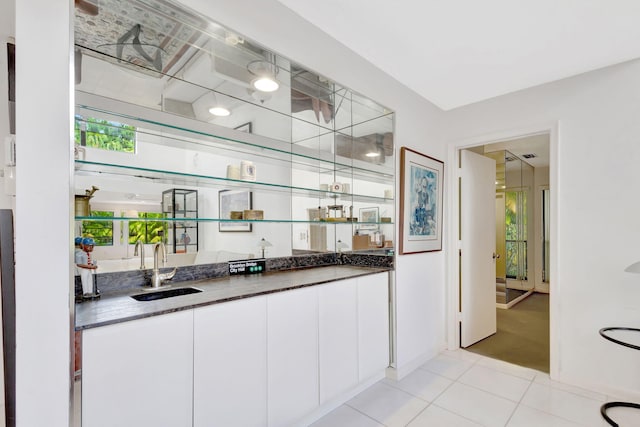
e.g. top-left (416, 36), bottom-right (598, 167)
top-left (219, 189), bottom-right (252, 232)
top-left (359, 207), bottom-right (379, 230)
top-left (234, 122), bottom-right (252, 133)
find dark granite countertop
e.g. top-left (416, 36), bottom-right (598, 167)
top-left (75, 265), bottom-right (389, 330)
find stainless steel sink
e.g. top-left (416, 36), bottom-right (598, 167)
top-left (131, 287), bottom-right (202, 302)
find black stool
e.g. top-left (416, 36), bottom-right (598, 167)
top-left (599, 327), bottom-right (640, 426)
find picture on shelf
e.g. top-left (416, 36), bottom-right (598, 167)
top-left (219, 189), bottom-right (252, 232)
top-left (399, 147), bottom-right (444, 253)
top-left (359, 207), bottom-right (379, 230)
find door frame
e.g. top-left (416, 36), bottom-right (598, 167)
top-left (445, 121), bottom-right (559, 379)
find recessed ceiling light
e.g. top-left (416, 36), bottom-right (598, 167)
top-left (209, 106), bottom-right (231, 117)
top-left (252, 77), bottom-right (279, 92)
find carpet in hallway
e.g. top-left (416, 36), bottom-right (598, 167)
top-left (465, 292), bottom-right (550, 372)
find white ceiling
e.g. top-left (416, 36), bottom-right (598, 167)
top-left (275, 0), bottom-right (640, 111)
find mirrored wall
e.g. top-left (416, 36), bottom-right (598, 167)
top-left (73, 0), bottom-right (395, 274)
top-left (486, 150), bottom-right (534, 304)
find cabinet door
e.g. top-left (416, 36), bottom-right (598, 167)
top-left (193, 297), bottom-right (267, 427)
top-left (358, 272), bottom-right (390, 381)
top-left (318, 279), bottom-right (358, 404)
top-left (267, 287), bottom-right (319, 427)
top-left (82, 310), bottom-right (193, 427)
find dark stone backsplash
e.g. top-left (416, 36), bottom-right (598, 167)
top-left (75, 252), bottom-right (394, 299)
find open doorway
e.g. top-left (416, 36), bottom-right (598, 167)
top-left (457, 132), bottom-right (551, 372)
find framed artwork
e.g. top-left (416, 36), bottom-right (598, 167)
top-left (399, 147), bottom-right (444, 254)
top-left (234, 122), bottom-right (252, 133)
top-left (359, 207), bottom-right (379, 230)
top-left (219, 189), bottom-right (252, 232)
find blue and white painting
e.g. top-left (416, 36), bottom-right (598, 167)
top-left (409, 163), bottom-right (438, 239)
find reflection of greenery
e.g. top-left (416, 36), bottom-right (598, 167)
top-left (128, 213), bottom-right (166, 244)
top-left (83, 211), bottom-right (114, 246)
top-left (74, 116), bottom-right (136, 153)
top-left (505, 191), bottom-right (527, 279)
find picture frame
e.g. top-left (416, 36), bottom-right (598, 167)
top-left (219, 189), bottom-right (252, 232)
top-left (234, 122), bottom-right (252, 133)
top-left (359, 207), bottom-right (379, 230)
top-left (399, 147), bottom-right (444, 254)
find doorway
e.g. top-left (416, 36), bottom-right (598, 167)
top-left (453, 131), bottom-right (552, 373)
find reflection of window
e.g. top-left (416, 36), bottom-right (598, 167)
top-left (74, 115), bottom-right (136, 153)
top-left (128, 212), bottom-right (166, 244)
top-left (82, 211), bottom-right (114, 246)
top-left (505, 191), bottom-right (528, 280)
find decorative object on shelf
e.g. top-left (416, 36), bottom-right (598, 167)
top-left (243, 209), bottom-right (264, 220)
top-left (352, 234), bottom-right (370, 250)
top-left (342, 183), bottom-right (350, 194)
top-left (226, 164), bottom-right (241, 179)
top-left (219, 189), bottom-right (252, 232)
top-left (330, 182), bottom-right (343, 193)
top-left (346, 205), bottom-right (357, 222)
top-left (384, 188), bottom-right (393, 199)
top-left (257, 238), bottom-right (272, 258)
top-left (229, 211), bottom-right (243, 220)
top-left (327, 204), bottom-right (344, 220)
top-left (359, 207), bottom-right (379, 230)
top-left (240, 160), bottom-right (256, 181)
top-left (234, 122), bottom-right (252, 133)
top-left (399, 147), bottom-right (444, 254)
top-left (371, 230), bottom-right (384, 247)
top-left (75, 185), bottom-right (99, 217)
top-left (381, 217), bottom-right (392, 223)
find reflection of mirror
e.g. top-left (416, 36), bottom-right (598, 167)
top-left (73, 0), bottom-right (395, 273)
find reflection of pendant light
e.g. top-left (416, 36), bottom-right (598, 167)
top-left (208, 91), bottom-right (231, 117)
top-left (208, 106), bottom-right (231, 117)
top-left (248, 54), bottom-right (279, 93)
top-left (252, 77), bottom-right (279, 92)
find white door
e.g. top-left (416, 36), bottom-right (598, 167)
top-left (460, 150), bottom-right (497, 347)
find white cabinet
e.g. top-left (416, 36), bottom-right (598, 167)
top-left (267, 286), bottom-right (319, 427)
top-left (358, 272), bottom-right (390, 381)
top-left (193, 296), bottom-right (268, 427)
top-left (81, 272), bottom-right (389, 426)
top-left (81, 310), bottom-right (194, 427)
top-left (318, 278), bottom-right (359, 404)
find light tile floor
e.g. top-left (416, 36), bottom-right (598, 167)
top-left (311, 350), bottom-right (640, 427)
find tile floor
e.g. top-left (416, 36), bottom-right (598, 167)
top-left (311, 350), bottom-right (639, 427)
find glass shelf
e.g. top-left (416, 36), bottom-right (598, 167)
top-left (75, 160), bottom-right (394, 204)
top-left (75, 103), bottom-right (394, 181)
top-left (75, 216), bottom-right (394, 225)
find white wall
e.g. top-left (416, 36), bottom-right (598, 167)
top-left (15, 0), bottom-right (73, 426)
top-left (444, 59), bottom-right (640, 399)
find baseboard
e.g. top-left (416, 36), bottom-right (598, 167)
top-left (558, 373), bottom-right (640, 403)
top-left (386, 350), bottom-right (438, 381)
top-left (293, 370), bottom-right (386, 427)
top-left (496, 290), bottom-right (533, 310)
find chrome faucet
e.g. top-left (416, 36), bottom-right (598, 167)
top-left (150, 242), bottom-right (177, 288)
top-left (133, 239), bottom-right (146, 269)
